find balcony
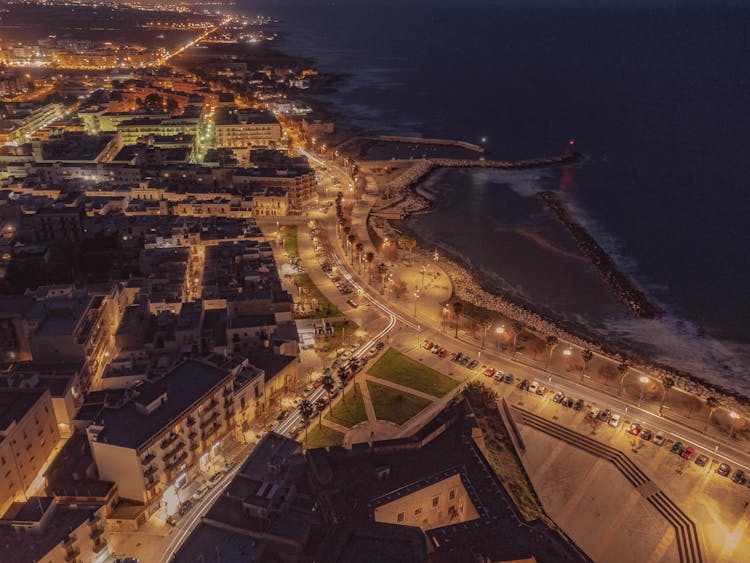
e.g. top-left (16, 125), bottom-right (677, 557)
top-left (190, 441), bottom-right (200, 451)
top-left (162, 442), bottom-right (185, 464)
top-left (223, 398), bottom-right (233, 409)
top-left (142, 452), bottom-right (156, 465)
top-left (187, 417), bottom-right (196, 427)
top-left (165, 451), bottom-right (188, 472)
top-left (200, 411), bottom-right (219, 430)
top-left (63, 535), bottom-right (76, 548)
top-left (144, 465), bottom-right (158, 479)
top-left (201, 422), bottom-right (220, 440)
top-left (92, 539), bottom-right (107, 554)
top-left (188, 431), bottom-right (197, 441)
top-left (223, 387), bottom-right (233, 398)
top-left (205, 397), bottom-right (219, 411)
top-left (161, 433), bottom-right (179, 450)
top-left (64, 546), bottom-right (81, 562)
top-left (90, 525), bottom-right (105, 541)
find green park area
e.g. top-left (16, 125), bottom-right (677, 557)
top-left (293, 273), bottom-right (343, 318)
top-left (367, 380), bottom-right (432, 425)
top-left (367, 348), bottom-right (460, 397)
top-left (304, 425), bottom-right (344, 450)
top-left (280, 225), bottom-right (299, 259)
top-left (324, 383), bottom-right (368, 428)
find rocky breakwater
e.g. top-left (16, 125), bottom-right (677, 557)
top-left (539, 191), bottom-right (662, 319)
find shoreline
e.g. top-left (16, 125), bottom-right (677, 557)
top-left (365, 162), bottom-right (750, 414)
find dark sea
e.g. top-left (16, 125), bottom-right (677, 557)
top-left (240, 0), bottom-right (750, 392)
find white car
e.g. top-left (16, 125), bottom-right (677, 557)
top-left (492, 371), bottom-right (504, 382)
top-left (609, 413), bottom-right (621, 428)
top-left (528, 380), bottom-right (540, 394)
top-left (193, 485), bottom-right (209, 500)
top-left (207, 472), bottom-right (223, 488)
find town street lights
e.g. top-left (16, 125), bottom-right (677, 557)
top-left (413, 290), bottom-right (420, 317)
top-left (421, 264), bottom-right (426, 289)
top-left (495, 325), bottom-right (505, 351)
top-left (729, 412), bottom-right (739, 440)
top-left (638, 376), bottom-right (649, 407)
top-left (442, 305), bottom-right (449, 333)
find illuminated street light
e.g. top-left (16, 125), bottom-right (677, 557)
top-left (729, 411), bottom-right (740, 440)
top-left (495, 325), bottom-right (505, 351)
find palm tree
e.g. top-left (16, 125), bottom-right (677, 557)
top-left (545, 335), bottom-right (558, 369)
top-left (659, 376), bottom-right (674, 415)
top-left (617, 361), bottom-right (629, 395)
top-left (298, 399), bottom-right (313, 444)
top-left (479, 316), bottom-right (493, 349)
top-left (355, 243), bottom-right (364, 272)
top-left (452, 302), bottom-right (463, 338)
top-left (343, 226), bottom-right (351, 245)
top-left (580, 349), bottom-right (593, 383)
top-left (315, 397), bottom-right (327, 427)
top-left (704, 396), bottom-right (720, 433)
top-left (347, 234), bottom-right (356, 263)
top-left (378, 263), bottom-right (389, 294)
top-left (322, 374), bottom-right (335, 415)
top-left (364, 252), bottom-right (375, 282)
top-left (337, 367), bottom-right (348, 402)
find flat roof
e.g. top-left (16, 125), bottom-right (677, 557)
top-left (95, 359), bottom-right (230, 450)
top-left (173, 522), bottom-right (263, 563)
top-left (0, 389), bottom-right (45, 436)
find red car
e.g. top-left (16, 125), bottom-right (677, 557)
top-left (423, 340), bottom-right (434, 350)
top-left (681, 446), bottom-right (695, 460)
top-left (483, 367), bottom-right (496, 377)
top-left (437, 348), bottom-right (448, 358)
top-left (627, 423), bottom-right (642, 436)
top-left (313, 377), bottom-right (323, 388)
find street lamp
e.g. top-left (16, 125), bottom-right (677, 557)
top-left (638, 376), bottom-right (649, 406)
top-left (563, 347), bottom-right (572, 356)
top-left (495, 325), bottom-right (505, 351)
top-left (413, 290), bottom-right (420, 317)
top-left (442, 305), bottom-right (449, 333)
top-left (729, 411), bottom-right (739, 440)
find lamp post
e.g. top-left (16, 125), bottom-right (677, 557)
top-left (729, 411), bottom-right (739, 440)
top-left (638, 376), bottom-right (649, 407)
top-left (495, 325), bottom-right (505, 351)
top-left (442, 305), bottom-right (449, 333)
top-left (421, 264), bottom-right (426, 289)
top-left (413, 290), bottom-right (420, 317)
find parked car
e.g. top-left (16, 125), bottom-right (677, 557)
top-left (437, 348), bottom-right (448, 358)
top-left (193, 485), bottom-right (209, 500)
top-left (276, 410), bottom-right (289, 422)
top-left (732, 470), bottom-right (746, 485)
top-left (178, 500), bottom-right (193, 515)
top-left (518, 379), bottom-right (530, 391)
top-left (453, 352), bottom-right (463, 362)
top-left (223, 460), bottom-right (236, 473)
top-left (717, 463), bottom-right (731, 477)
top-left (376, 341), bottom-right (384, 350)
top-left (652, 432), bottom-right (666, 446)
top-left (561, 397), bottom-right (574, 408)
top-left (503, 373), bottom-right (515, 384)
top-left (208, 472), bottom-right (223, 488)
top-left (670, 441), bottom-right (685, 455)
top-left (536, 385), bottom-right (547, 396)
top-left (695, 455), bottom-right (709, 467)
top-left (609, 413), bottom-right (621, 428)
top-left (528, 381), bottom-right (540, 394)
top-left (493, 372), bottom-right (504, 382)
top-left (627, 423), bottom-right (642, 436)
top-left (681, 446), bottom-right (695, 460)
top-left (166, 516), bottom-right (177, 527)
top-left (598, 408), bottom-right (611, 422)
top-left (483, 367), bottom-right (496, 377)
top-left (573, 398), bottom-right (585, 411)
top-left (639, 429), bottom-right (653, 441)
top-left (552, 392), bottom-right (565, 404)
top-left (467, 359), bottom-right (479, 369)
top-left (424, 340), bottom-right (434, 350)
top-left (588, 407), bottom-right (601, 420)
top-left (432, 344), bottom-right (443, 355)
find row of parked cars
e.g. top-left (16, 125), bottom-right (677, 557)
top-left (453, 351), bottom-right (478, 369)
top-left (423, 340), bottom-right (448, 358)
top-left (165, 460), bottom-right (236, 526)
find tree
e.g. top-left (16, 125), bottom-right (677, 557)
top-left (377, 263), bottom-right (389, 294)
top-left (704, 396), bottom-right (720, 433)
top-left (452, 301), bottom-right (463, 338)
top-left (337, 367), bottom-right (348, 402)
top-left (298, 399), bottom-right (313, 444)
top-left (364, 252), bottom-right (375, 281)
top-left (315, 397), bottom-right (327, 427)
top-left (479, 316), bottom-right (493, 349)
top-left (143, 93), bottom-right (163, 110)
top-left (580, 349), bottom-right (593, 383)
top-left (322, 374), bottom-right (335, 415)
top-left (545, 335), bottom-right (558, 369)
top-left (511, 321), bottom-right (523, 354)
top-left (347, 234), bottom-right (356, 263)
top-left (392, 278), bottom-right (407, 298)
top-left (355, 243), bottom-right (364, 272)
top-left (659, 376), bottom-right (674, 415)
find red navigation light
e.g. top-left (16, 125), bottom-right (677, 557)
top-left (569, 139), bottom-right (575, 146)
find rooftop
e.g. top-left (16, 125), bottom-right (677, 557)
top-left (94, 359), bottom-right (231, 450)
top-left (0, 388), bottom-right (45, 436)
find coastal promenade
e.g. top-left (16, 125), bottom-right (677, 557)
top-left (337, 135), bottom-right (487, 154)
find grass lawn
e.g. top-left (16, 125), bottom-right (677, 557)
top-left (324, 383), bottom-right (368, 428)
top-left (367, 380), bottom-right (432, 425)
top-left (319, 320), bottom-right (358, 354)
top-left (280, 225), bottom-right (299, 259)
top-left (367, 347), bottom-right (459, 397)
top-left (303, 425), bottom-right (344, 450)
top-left (293, 273), bottom-right (343, 318)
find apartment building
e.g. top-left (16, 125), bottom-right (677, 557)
top-left (0, 389), bottom-right (61, 516)
top-left (213, 108), bottom-right (282, 149)
top-left (87, 360), bottom-right (235, 514)
top-left (0, 497), bottom-right (111, 563)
